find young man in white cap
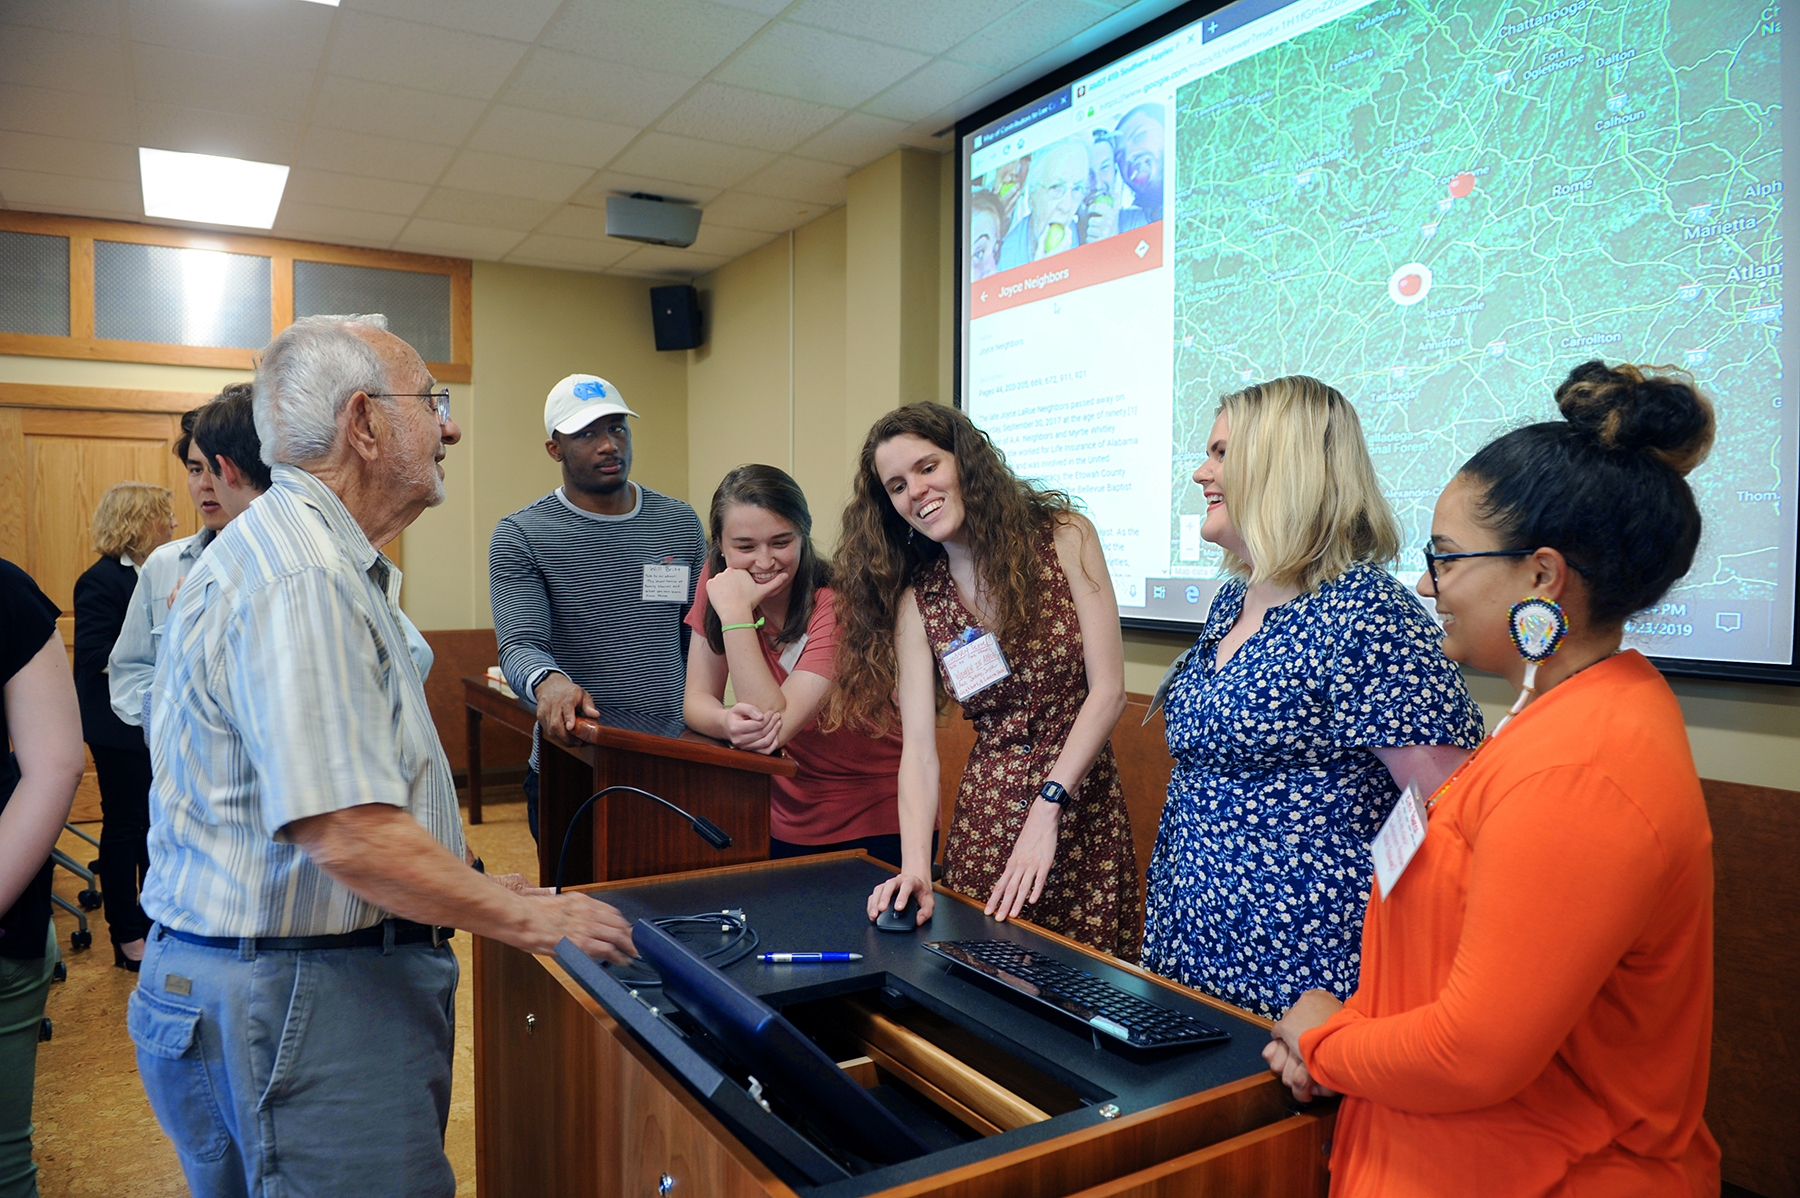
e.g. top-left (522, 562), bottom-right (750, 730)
top-left (489, 374), bottom-right (707, 838)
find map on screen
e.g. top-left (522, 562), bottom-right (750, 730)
top-left (960, 0), bottom-right (1794, 672)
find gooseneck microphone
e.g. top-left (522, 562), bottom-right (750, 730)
top-left (553, 785), bottom-right (732, 893)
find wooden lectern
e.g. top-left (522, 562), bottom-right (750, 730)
top-left (475, 855), bottom-right (1332, 1198)
top-left (460, 676), bottom-right (795, 886)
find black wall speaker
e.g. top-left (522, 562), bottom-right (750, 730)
top-left (650, 284), bottom-right (703, 351)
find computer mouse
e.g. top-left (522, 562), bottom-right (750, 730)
top-left (875, 893), bottom-right (922, 933)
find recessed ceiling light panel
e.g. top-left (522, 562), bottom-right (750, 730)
top-left (138, 148), bottom-right (290, 230)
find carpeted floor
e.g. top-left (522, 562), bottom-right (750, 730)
top-left (31, 792), bottom-right (540, 1198)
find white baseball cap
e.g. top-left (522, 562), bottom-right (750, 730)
top-left (544, 374), bottom-right (639, 437)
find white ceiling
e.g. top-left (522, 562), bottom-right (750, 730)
top-left (0, 0), bottom-right (1186, 279)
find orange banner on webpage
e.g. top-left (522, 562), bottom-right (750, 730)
top-left (971, 221), bottom-right (1163, 318)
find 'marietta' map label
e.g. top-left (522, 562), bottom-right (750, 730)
top-left (1170, 0), bottom-right (1786, 659)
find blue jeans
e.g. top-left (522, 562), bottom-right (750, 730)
top-left (128, 926), bottom-right (458, 1198)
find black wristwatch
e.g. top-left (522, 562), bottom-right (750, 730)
top-left (1038, 780), bottom-right (1069, 807)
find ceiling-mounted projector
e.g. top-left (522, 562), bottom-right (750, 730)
top-left (606, 193), bottom-right (702, 247)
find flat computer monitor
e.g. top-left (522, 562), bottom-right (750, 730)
top-left (632, 919), bottom-right (933, 1167)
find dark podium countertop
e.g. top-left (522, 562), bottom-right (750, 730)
top-left (578, 855), bottom-right (1283, 1195)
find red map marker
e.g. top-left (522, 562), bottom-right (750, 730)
top-left (1396, 273), bottom-right (1422, 297)
top-left (1389, 262), bottom-right (1433, 306)
top-left (1448, 172), bottom-right (1475, 198)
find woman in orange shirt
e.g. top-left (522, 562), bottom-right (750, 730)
top-left (1265, 360), bottom-right (1721, 1197)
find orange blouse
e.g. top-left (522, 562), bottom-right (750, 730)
top-left (1301, 651), bottom-right (1718, 1197)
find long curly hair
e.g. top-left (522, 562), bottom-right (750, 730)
top-left (824, 402), bottom-right (1076, 733)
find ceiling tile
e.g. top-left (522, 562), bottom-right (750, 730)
top-left (0, 83), bottom-right (134, 141)
top-left (328, 12), bottom-right (528, 101)
top-left (272, 203), bottom-right (407, 245)
top-left (539, 0), bottom-right (769, 78)
top-left (785, 0), bottom-right (1030, 54)
top-left (567, 171), bottom-right (723, 212)
top-left (465, 107), bottom-right (637, 169)
top-left (0, 168), bottom-right (140, 216)
top-left (414, 188), bottom-right (557, 229)
top-left (0, 0), bottom-right (123, 38)
top-left (133, 103), bottom-right (299, 163)
top-left (311, 79), bottom-right (487, 148)
top-left (687, 223), bottom-right (778, 258)
top-left (862, 57), bottom-right (993, 122)
top-left (126, 0), bottom-right (331, 71)
top-left (0, 131), bottom-right (137, 181)
top-left (295, 127), bottom-right (456, 185)
top-left (712, 24), bottom-right (928, 109)
top-left (284, 169), bottom-right (428, 217)
top-left (440, 151), bottom-right (594, 203)
top-left (609, 244), bottom-right (731, 278)
top-left (610, 133), bottom-right (774, 191)
top-left (131, 43), bottom-right (313, 122)
top-left (949, 0), bottom-right (1117, 73)
top-left (657, 83), bottom-right (842, 154)
top-left (735, 156), bottom-right (849, 205)
top-left (396, 218), bottom-right (527, 260)
top-left (0, 25), bottom-right (131, 95)
top-left (505, 234), bottom-right (638, 269)
top-left (349, 0), bottom-right (563, 41)
top-left (794, 112), bottom-right (911, 166)
top-left (499, 49), bottom-right (700, 128)
top-left (702, 189), bottom-right (828, 234)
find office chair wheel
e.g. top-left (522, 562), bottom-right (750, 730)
top-left (39, 1019), bottom-right (52, 1043)
top-left (78, 888), bottom-right (103, 911)
top-left (71, 929), bottom-right (92, 952)
top-left (52, 960), bottom-right (66, 983)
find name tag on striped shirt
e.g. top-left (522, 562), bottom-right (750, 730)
top-left (642, 561), bottom-right (690, 602)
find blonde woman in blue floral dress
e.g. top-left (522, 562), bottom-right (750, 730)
top-left (1142, 377), bottom-right (1482, 1018)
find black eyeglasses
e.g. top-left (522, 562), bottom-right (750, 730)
top-left (1420, 543), bottom-right (1532, 589)
top-left (370, 389), bottom-right (450, 425)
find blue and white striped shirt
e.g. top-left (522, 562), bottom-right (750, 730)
top-left (142, 465), bottom-right (465, 937)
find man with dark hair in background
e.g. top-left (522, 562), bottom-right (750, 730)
top-left (109, 389), bottom-right (241, 734)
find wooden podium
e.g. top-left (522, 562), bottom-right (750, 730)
top-left (460, 676), bottom-right (795, 886)
top-left (474, 855), bottom-right (1332, 1198)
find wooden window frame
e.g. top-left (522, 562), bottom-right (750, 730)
top-left (0, 210), bottom-right (472, 383)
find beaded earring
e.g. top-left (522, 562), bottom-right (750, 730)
top-left (1492, 596), bottom-right (1568, 735)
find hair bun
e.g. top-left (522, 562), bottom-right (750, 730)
top-left (1553, 359), bottom-right (1716, 476)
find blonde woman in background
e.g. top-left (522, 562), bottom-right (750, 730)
top-left (1141, 377), bottom-right (1482, 1017)
top-left (73, 482), bottom-right (175, 971)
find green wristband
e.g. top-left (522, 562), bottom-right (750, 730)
top-left (721, 617), bottom-right (765, 632)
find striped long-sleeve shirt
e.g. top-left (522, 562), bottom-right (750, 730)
top-left (141, 465), bottom-right (464, 937)
top-left (489, 484), bottom-right (706, 768)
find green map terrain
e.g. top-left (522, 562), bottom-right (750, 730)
top-left (1170, 0), bottom-right (1785, 646)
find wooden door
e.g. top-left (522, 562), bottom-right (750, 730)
top-left (0, 404), bottom-right (198, 821)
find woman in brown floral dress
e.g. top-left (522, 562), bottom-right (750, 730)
top-left (825, 403), bottom-right (1141, 958)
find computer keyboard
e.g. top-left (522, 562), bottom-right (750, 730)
top-left (922, 940), bottom-right (1230, 1050)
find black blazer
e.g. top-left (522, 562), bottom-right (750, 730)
top-left (73, 555), bottom-right (143, 750)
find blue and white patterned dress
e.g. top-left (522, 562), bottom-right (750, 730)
top-left (1141, 561), bottom-right (1482, 1018)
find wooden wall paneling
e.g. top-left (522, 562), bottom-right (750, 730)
top-left (169, 412), bottom-right (198, 540)
top-left (1702, 779), bottom-right (1800, 1198)
top-left (0, 382), bottom-right (217, 415)
top-left (272, 252), bottom-right (294, 335)
top-left (70, 231), bottom-right (94, 339)
top-left (447, 259), bottom-right (474, 383)
top-left (0, 409), bottom-right (24, 562)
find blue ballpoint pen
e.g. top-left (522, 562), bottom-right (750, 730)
top-left (758, 952), bottom-right (863, 963)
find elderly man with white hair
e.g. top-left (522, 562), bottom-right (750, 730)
top-left (127, 315), bottom-right (635, 1198)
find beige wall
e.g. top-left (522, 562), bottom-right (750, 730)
top-left (407, 260), bottom-right (690, 631)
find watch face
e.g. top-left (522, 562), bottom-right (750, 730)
top-left (1039, 781), bottom-right (1067, 804)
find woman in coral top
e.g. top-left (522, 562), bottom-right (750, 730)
top-left (1265, 360), bottom-right (1721, 1197)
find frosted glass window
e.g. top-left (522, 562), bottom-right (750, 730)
top-left (294, 261), bottom-right (452, 362)
top-left (93, 241), bottom-right (271, 348)
top-left (0, 231), bottom-right (71, 336)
